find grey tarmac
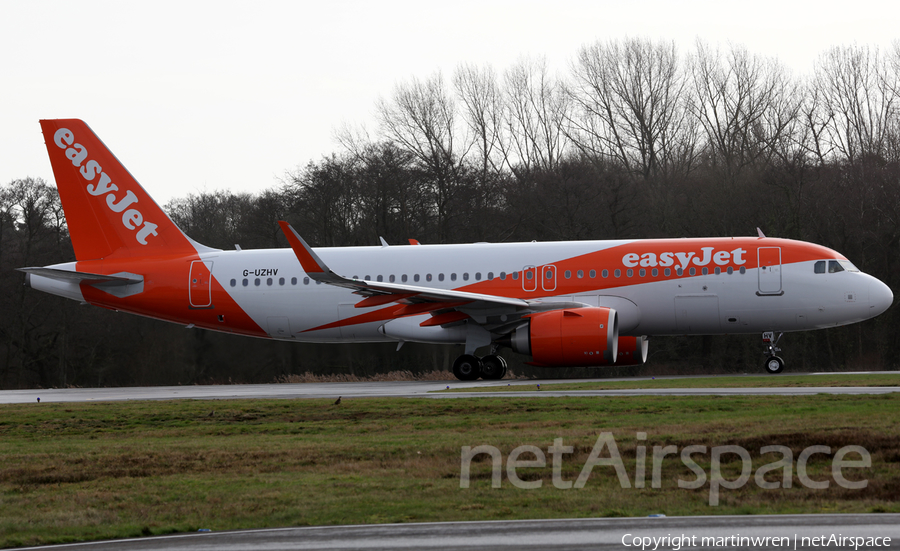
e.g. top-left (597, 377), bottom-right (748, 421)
top-left (16, 514), bottom-right (900, 550)
top-left (1, 372), bottom-right (898, 404)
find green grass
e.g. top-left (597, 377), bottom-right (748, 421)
top-left (0, 394), bottom-right (898, 547)
top-left (441, 373), bottom-right (900, 392)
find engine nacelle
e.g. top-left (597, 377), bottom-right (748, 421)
top-left (507, 308), bottom-right (650, 367)
top-left (509, 307), bottom-right (619, 367)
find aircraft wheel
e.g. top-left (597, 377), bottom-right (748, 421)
top-left (452, 354), bottom-right (482, 381)
top-left (480, 354), bottom-right (507, 380)
top-left (764, 356), bottom-right (785, 374)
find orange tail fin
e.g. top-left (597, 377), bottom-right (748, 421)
top-left (40, 119), bottom-right (206, 260)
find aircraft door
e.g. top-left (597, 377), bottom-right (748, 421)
top-left (189, 261), bottom-right (214, 308)
top-left (757, 247), bottom-right (782, 294)
top-left (523, 266), bottom-right (537, 292)
top-left (541, 265), bottom-right (557, 292)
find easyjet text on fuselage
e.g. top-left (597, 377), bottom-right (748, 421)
top-left (622, 247), bottom-right (747, 270)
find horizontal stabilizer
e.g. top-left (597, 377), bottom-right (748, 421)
top-left (18, 267), bottom-right (143, 286)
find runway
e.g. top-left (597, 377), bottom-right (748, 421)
top-left (1, 372), bottom-right (898, 404)
top-left (18, 514), bottom-right (900, 550)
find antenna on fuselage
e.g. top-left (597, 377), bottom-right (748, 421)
top-left (756, 227), bottom-right (766, 239)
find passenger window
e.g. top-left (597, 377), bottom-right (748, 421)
top-left (254, 278), bottom-right (261, 286)
top-left (512, 272), bottom-right (519, 280)
top-left (426, 274), bottom-right (433, 282)
top-left (577, 270), bottom-right (584, 279)
top-left (439, 274), bottom-right (445, 281)
top-left (639, 269), bottom-right (645, 277)
top-left (291, 277), bottom-right (298, 285)
top-left (500, 272), bottom-right (506, 280)
top-left (487, 272), bottom-right (493, 280)
top-left (242, 278), bottom-right (248, 287)
top-left (451, 273), bottom-right (457, 281)
top-left (414, 274), bottom-right (420, 282)
top-left (564, 270), bottom-right (571, 279)
top-left (279, 277), bottom-right (285, 285)
top-left (401, 274), bottom-right (408, 283)
top-left (463, 273), bottom-right (469, 281)
top-left (815, 261), bottom-right (826, 274)
top-left (377, 275), bottom-right (384, 282)
top-left (828, 260), bottom-right (844, 273)
top-left (652, 268), bottom-right (658, 277)
top-left (267, 278), bottom-right (273, 286)
top-left (230, 279), bottom-right (236, 287)
top-left (614, 269), bottom-right (621, 278)
top-left (303, 277), bottom-right (310, 285)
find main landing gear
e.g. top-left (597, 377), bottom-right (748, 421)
top-left (452, 353), bottom-right (508, 381)
top-left (762, 331), bottom-right (785, 374)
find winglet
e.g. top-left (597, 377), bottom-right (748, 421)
top-left (278, 221), bottom-right (345, 284)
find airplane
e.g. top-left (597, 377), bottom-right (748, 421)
top-left (20, 119), bottom-right (894, 381)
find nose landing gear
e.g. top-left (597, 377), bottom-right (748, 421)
top-left (762, 331), bottom-right (785, 374)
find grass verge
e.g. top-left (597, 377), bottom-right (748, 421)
top-left (439, 373), bottom-right (900, 392)
top-left (0, 393), bottom-right (898, 547)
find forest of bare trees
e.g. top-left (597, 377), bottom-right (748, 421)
top-left (2, 39), bottom-right (900, 388)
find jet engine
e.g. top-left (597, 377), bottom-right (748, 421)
top-left (506, 307), bottom-right (648, 367)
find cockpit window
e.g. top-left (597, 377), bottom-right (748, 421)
top-left (817, 259), bottom-right (860, 274)
top-left (839, 260), bottom-right (860, 272)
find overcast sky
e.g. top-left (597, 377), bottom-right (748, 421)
top-left (2, 0), bottom-right (897, 204)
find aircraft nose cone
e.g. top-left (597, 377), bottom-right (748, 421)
top-left (870, 279), bottom-right (893, 317)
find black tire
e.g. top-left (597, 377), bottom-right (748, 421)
top-left (764, 356), bottom-right (785, 374)
top-left (480, 355), bottom-right (507, 380)
top-left (452, 354), bottom-right (482, 381)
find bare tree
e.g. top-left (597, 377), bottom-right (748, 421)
top-left (567, 37), bottom-right (695, 183)
top-left (805, 45), bottom-right (898, 165)
top-left (688, 42), bottom-right (802, 184)
top-left (502, 56), bottom-right (570, 176)
top-left (377, 72), bottom-right (467, 241)
top-left (453, 63), bottom-right (507, 178)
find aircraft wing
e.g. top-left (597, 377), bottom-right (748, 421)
top-left (278, 222), bottom-right (583, 326)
